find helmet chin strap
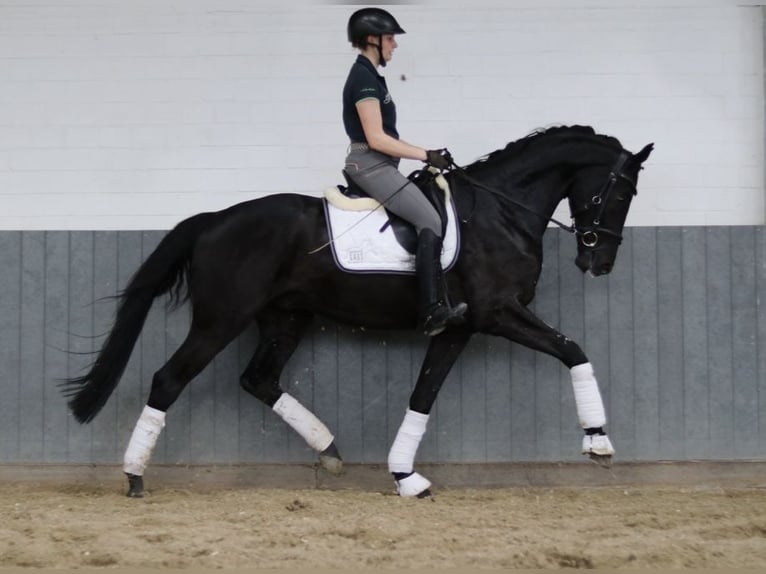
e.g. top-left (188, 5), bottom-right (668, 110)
top-left (375, 35), bottom-right (386, 67)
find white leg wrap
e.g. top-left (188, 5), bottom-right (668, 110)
top-left (570, 363), bottom-right (607, 428)
top-left (123, 405), bottom-right (166, 476)
top-left (273, 393), bottom-right (334, 452)
top-left (395, 472), bottom-right (432, 498)
top-left (388, 409), bottom-right (429, 474)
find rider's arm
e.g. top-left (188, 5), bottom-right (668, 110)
top-left (356, 99), bottom-right (428, 161)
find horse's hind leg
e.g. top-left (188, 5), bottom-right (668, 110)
top-left (240, 307), bottom-right (342, 474)
top-left (389, 328), bottom-right (471, 497)
top-left (124, 321), bottom-right (246, 497)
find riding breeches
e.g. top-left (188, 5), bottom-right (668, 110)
top-left (344, 147), bottom-right (443, 238)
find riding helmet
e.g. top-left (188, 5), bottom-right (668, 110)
top-left (347, 7), bottom-right (406, 47)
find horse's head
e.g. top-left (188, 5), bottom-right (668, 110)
top-left (568, 142), bottom-right (653, 276)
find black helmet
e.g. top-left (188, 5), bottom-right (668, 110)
top-left (347, 8), bottom-right (406, 47)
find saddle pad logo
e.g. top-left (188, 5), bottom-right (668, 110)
top-left (323, 193), bottom-right (459, 275)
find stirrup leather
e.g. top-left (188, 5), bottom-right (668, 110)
top-left (422, 301), bottom-right (468, 336)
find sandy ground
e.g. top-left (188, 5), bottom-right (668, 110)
top-left (1, 483), bottom-right (765, 569)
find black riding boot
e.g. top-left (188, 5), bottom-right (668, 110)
top-left (417, 229), bottom-right (468, 336)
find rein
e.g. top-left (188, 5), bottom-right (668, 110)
top-left (450, 165), bottom-right (576, 234)
top-left (448, 150), bottom-right (634, 247)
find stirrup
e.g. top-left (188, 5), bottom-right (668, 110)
top-left (422, 301), bottom-right (467, 336)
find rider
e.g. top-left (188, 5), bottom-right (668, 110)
top-left (343, 7), bottom-right (467, 336)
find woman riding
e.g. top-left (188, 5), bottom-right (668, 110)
top-left (343, 7), bottom-right (467, 336)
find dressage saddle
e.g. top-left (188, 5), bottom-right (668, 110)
top-left (338, 169), bottom-right (449, 254)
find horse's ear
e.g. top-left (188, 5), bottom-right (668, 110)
top-left (633, 143), bottom-right (654, 164)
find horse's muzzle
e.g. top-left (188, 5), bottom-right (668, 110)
top-left (575, 251), bottom-right (614, 276)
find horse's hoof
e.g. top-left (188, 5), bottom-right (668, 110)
top-left (319, 454), bottom-right (344, 475)
top-left (126, 473), bottom-right (145, 498)
top-left (394, 472), bottom-right (432, 498)
top-left (319, 442), bottom-right (344, 475)
top-left (582, 433), bottom-right (615, 457)
top-left (588, 453), bottom-right (613, 468)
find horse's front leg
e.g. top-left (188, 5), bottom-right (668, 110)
top-left (483, 303), bottom-right (615, 465)
top-left (240, 307), bottom-right (342, 474)
top-left (388, 328), bottom-right (471, 497)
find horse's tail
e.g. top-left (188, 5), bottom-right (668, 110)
top-left (62, 212), bottom-right (216, 424)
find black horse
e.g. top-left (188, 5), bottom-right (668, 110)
top-left (63, 125), bottom-right (653, 498)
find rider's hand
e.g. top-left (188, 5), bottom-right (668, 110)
top-left (425, 148), bottom-right (454, 171)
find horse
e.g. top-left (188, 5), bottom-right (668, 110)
top-left (62, 125), bottom-right (653, 498)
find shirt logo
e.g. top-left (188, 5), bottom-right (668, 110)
top-left (383, 92), bottom-right (392, 104)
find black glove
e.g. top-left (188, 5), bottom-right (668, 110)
top-left (425, 148), bottom-right (454, 171)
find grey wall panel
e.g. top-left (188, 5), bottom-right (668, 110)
top-left (656, 227), bottom-right (684, 459)
top-left (0, 226), bottom-right (764, 466)
top-left (731, 227), bottom-right (759, 458)
top-left (509, 344), bottom-right (536, 461)
top-left (43, 231), bottom-right (69, 463)
top-left (360, 334), bottom-right (389, 464)
top-left (682, 227), bottom-right (710, 458)
top-left (68, 231), bottom-right (94, 463)
top-left (0, 232), bottom-right (20, 462)
top-left (758, 227), bottom-right (766, 454)
top-left (19, 232), bottom-right (46, 462)
top-left (91, 231), bottom-right (119, 462)
top-left (608, 230), bottom-right (637, 460)
top-left (484, 337), bottom-right (512, 462)
top-left (707, 227), bottom-right (734, 456)
top-left (335, 327), bottom-right (364, 462)
top-left (632, 228), bottom-right (660, 460)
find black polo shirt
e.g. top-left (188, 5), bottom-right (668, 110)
top-left (342, 55), bottom-right (399, 143)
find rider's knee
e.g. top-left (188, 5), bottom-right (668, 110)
top-left (419, 214), bottom-right (443, 238)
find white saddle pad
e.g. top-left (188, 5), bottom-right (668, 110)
top-left (322, 173), bottom-right (459, 274)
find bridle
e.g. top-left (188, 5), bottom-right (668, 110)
top-left (449, 149), bottom-right (636, 248)
top-left (567, 150), bottom-right (636, 247)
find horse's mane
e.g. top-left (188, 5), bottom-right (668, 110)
top-left (463, 125), bottom-right (621, 173)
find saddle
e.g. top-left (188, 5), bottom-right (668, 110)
top-left (334, 168), bottom-right (450, 254)
top-left (322, 168), bottom-right (459, 274)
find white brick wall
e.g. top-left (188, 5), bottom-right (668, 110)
top-left (0, 0), bottom-right (762, 229)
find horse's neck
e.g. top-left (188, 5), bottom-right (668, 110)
top-left (455, 136), bottom-right (616, 236)
top-left (479, 162), bottom-right (570, 232)
top-left (498, 139), bottom-right (614, 220)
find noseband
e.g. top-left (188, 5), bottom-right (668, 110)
top-left (570, 150), bottom-right (636, 247)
